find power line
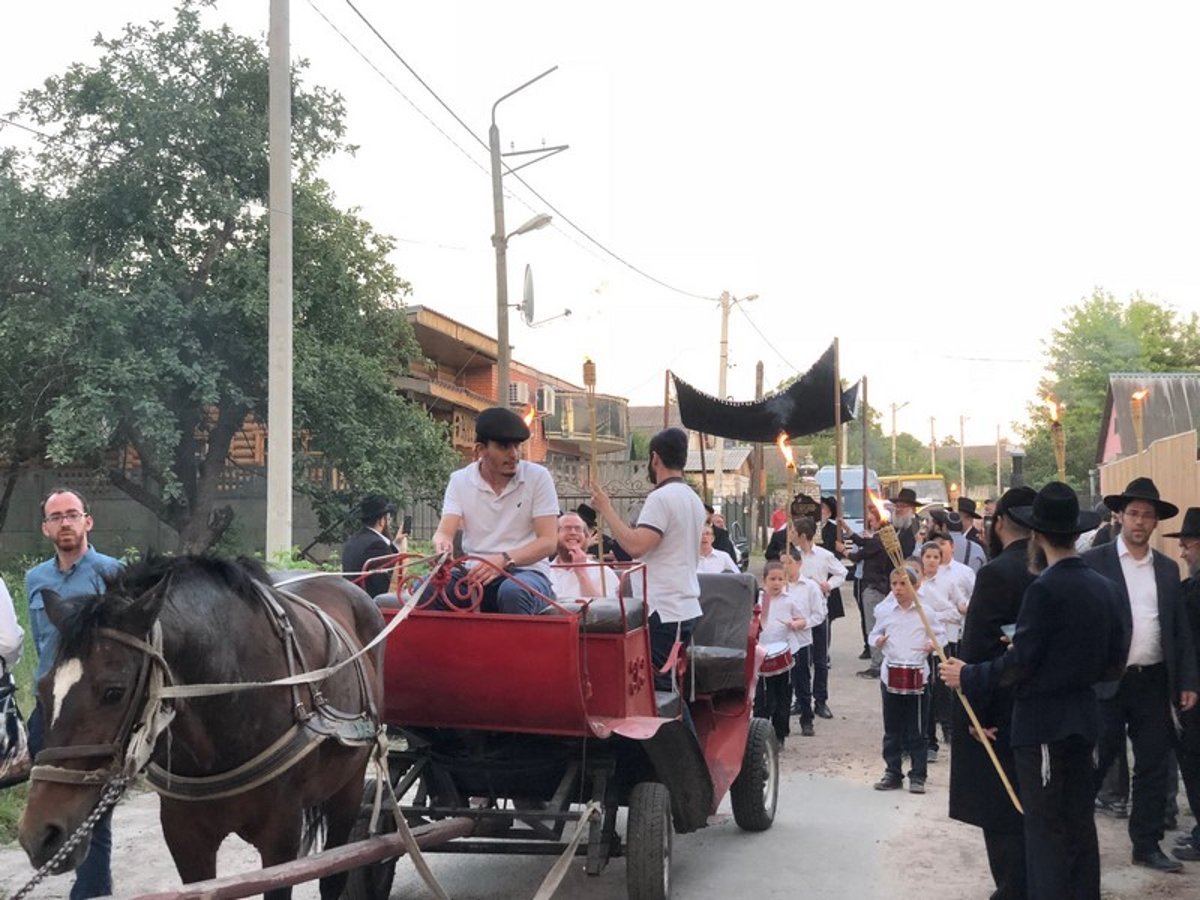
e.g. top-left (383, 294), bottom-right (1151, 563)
top-left (734, 302), bottom-right (802, 373)
top-left (340, 0), bottom-right (715, 303)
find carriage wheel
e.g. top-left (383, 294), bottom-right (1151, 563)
top-left (730, 717), bottom-right (778, 832)
top-left (341, 778), bottom-right (398, 900)
top-left (626, 781), bottom-right (672, 900)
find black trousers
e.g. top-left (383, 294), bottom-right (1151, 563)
top-left (1178, 707), bottom-right (1200, 847)
top-left (790, 645), bottom-right (814, 723)
top-left (1015, 737), bottom-right (1100, 900)
top-left (754, 671), bottom-right (792, 741)
top-left (983, 829), bottom-right (1028, 900)
top-left (1094, 664), bottom-right (1172, 853)
top-left (809, 620), bottom-right (830, 704)
top-left (881, 684), bottom-right (928, 780)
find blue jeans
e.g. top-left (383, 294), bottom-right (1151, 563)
top-left (29, 705), bottom-right (113, 898)
top-left (426, 567), bottom-right (553, 614)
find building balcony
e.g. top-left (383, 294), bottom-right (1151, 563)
top-left (542, 392), bottom-right (628, 456)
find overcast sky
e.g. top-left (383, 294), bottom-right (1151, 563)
top-left (4, 1), bottom-right (1198, 450)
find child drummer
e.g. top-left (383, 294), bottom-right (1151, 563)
top-left (754, 560), bottom-right (809, 747)
top-left (783, 548), bottom-right (827, 736)
top-left (869, 565), bottom-right (947, 794)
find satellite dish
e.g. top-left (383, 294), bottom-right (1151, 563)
top-left (522, 265), bottom-right (535, 326)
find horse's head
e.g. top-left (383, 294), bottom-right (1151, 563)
top-left (19, 574), bottom-right (168, 873)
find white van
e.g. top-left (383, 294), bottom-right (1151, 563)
top-left (814, 465), bottom-right (881, 534)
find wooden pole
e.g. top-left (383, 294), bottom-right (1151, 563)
top-left (584, 358), bottom-right (606, 595)
top-left (699, 434), bottom-right (710, 503)
top-left (861, 376), bottom-right (869, 510)
top-left (833, 338), bottom-right (843, 530)
top-left (663, 370), bottom-right (671, 430)
top-left (752, 360), bottom-right (765, 550)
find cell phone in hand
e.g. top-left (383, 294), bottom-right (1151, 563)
top-left (402, 514), bottom-right (413, 536)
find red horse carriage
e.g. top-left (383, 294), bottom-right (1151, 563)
top-left (343, 560), bottom-right (778, 900)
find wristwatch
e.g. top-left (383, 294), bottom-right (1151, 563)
top-left (501, 551), bottom-right (516, 572)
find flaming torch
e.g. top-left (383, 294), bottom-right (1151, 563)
top-left (776, 433), bottom-right (796, 558)
top-left (522, 403), bottom-right (537, 428)
top-left (1130, 388), bottom-right (1149, 456)
top-left (1044, 395), bottom-right (1066, 481)
top-left (584, 357), bottom-right (606, 595)
top-left (875, 512), bottom-right (1024, 814)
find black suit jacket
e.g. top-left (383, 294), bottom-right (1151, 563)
top-left (1182, 575), bottom-right (1200, 752)
top-left (712, 525), bottom-right (737, 561)
top-left (949, 539), bottom-right (1034, 833)
top-left (341, 528), bottom-right (397, 597)
top-left (1082, 541), bottom-right (1200, 703)
top-left (960, 556), bottom-right (1127, 748)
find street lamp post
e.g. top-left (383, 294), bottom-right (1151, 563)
top-left (490, 66), bottom-right (565, 407)
top-left (713, 291), bottom-right (757, 501)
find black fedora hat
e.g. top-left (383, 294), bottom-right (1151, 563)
top-left (359, 493), bottom-right (396, 523)
top-left (790, 493), bottom-right (819, 520)
top-left (957, 496), bottom-right (982, 519)
top-left (1008, 482), bottom-right (1100, 536)
top-left (893, 488), bottom-right (919, 508)
top-left (575, 503), bottom-right (598, 529)
top-left (1103, 476), bottom-right (1179, 520)
top-left (993, 486), bottom-right (1037, 520)
top-left (1164, 507), bottom-right (1200, 539)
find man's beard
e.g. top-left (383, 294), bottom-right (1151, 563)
top-left (647, 461), bottom-right (657, 485)
top-left (1026, 539), bottom-right (1048, 575)
top-left (987, 528), bottom-right (1004, 559)
top-left (893, 511), bottom-right (914, 529)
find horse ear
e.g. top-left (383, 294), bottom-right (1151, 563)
top-left (114, 580), bottom-right (169, 635)
top-left (42, 589), bottom-right (89, 632)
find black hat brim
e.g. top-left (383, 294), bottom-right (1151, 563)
top-left (1007, 504), bottom-right (1102, 536)
top-left (1102, 493), bottom-right (1179, 521)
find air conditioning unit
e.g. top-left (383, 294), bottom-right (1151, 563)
top-left (508, 382), bottom-right (530, 406)
top-left (536, 386), bottom-right (556, 417)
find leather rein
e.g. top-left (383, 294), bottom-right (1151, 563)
top-left (30, 580), bottom-right (379, 801)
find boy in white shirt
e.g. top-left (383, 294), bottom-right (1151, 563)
top-left (784, 550), bottom-right (827, 736)
top-left (869, 565), bottom-right (946, 794)
top-left (793, 519), bottom-right (847, 719)
top-left (696, 523), bottom-right (739, 574)
top-left (754, 561), bottom-right (808, 746)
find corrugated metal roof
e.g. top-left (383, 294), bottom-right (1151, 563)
top-left (684, 447), bottom-right (754, 472)
top-left (1096, 373), bottom-right (1200, 464)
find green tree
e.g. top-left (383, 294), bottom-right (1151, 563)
top-left (1, 2), bottom-right (456, 551)
top-left (1019, 289), bottom-right (1200, 489)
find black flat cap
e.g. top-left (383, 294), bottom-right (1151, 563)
top-left (475, 406), bottom-right (531, 443)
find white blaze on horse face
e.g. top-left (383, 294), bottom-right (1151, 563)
top-left (51, 658), bottom-right (85, 726)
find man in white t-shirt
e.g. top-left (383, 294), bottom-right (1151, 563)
top-left (590, 427), bottom-right (705, 688)
top-left (431, 407), bottom-right (559, 614)
top-left (697, 523), bottom-right (739, 574)
top-left (549, 512), bottom-right (618, 601)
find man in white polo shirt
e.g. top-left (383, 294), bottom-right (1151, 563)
top-left (549, 512), bottom-right (618, 601)
top-left (590, 427), bottom-right (705, 688)
top-left (431, 407), bottom-right (559, 614)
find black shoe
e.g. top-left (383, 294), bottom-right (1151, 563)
top-left (874, 773), bottom-right (902, 791)
top-left (800, 721), bottom-right (815, 737)
top-left (858, 647), bottom-right (871, 660)
top-left (1095, 796), bottom-right (1129, 819)
top-left (856, 668), bottom-right (880, 679)
top-left (790, 701), bottom-right (803, 715)
top-left (815, 702), bottom-right (833, 719)
top-left (1131, 848), bottom-right (1183, 872)
top-left (1173, 845), bottom-right (1200, 862)
top-left (1175, 833), bottom-right (1198, 847)
top-left (908, 779), bottom-right (926, 794)
top-left (927, 749), bottom-right (939, 764)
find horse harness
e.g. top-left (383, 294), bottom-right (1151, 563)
top-left (30, 579), bottom-right (379, 802)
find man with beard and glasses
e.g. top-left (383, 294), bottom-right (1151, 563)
top-left (430, 407), bottom-right (559, 614)
top-left (25, 488), bottom-right (123, 899)
top-left (948, 486), bottom-right (1036, 900)
top-left (1165, 508), bottom-right (1200, 862)
top-left (1083, 477), bottom-right (1199, 873)
top-left (548, 512), bottom-right (619, 601)
top-left (591, 427), bottom-right (705, 689)
top-left (942, 482), bottom-right (1127, 900)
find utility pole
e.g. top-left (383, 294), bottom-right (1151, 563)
top-left (929, 417), bottom-right (937, 474)
top-left (959, 415), bottom-right (967, 496)
top-left (266, 0), bottom-right (293, 560)
top-left (750, 361), bottom-right (764, 549)
top-left (713, 290), bottom-right (757, 505)
top-left (890, 401), bottom-right (909, 471)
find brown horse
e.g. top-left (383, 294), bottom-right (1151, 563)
top-left (18, 555), bottom-right (384, 900)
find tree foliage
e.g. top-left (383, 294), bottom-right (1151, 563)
top-left (0, 2), bottom-right (457, 550)
top-left (1018, 289), bottom-right (1200, 490)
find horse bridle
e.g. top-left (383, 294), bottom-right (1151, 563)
top-left (30, 623), bottom-right (175, 788)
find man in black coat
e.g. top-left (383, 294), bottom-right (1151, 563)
top-left (1165, 508), bottom-right (1200, 861)
top-left (942, 482), bottom-right (1127, 900)
top-left (948, 486), bottom-right (1037, 900)
top-left (1082, 477), bottom-right (1200, 872)
top-left (341, 493), bottom-right (399, 597)
top-left (959, 496), bottom-right (989, 555)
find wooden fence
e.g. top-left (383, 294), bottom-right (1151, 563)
top-left (1098, 430), bottom-right (1199, 576)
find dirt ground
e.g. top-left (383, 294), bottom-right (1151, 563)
top-left (1, 588), bottom-right (1198, 898)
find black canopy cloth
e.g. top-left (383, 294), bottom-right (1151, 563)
top-left (672, 343), bottom-right (859, 442)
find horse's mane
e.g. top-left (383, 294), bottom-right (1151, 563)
top-left (55, 555), bottom-right (272, 665)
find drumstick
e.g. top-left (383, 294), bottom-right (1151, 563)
top-left (878, 524), bottom-right (1024, 815)
top-left (583, 358), bottom-right (606, 597)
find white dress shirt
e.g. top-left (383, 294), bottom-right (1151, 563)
top-left (869, 594), bottom-right (946, 684)
top-left (1117, 535), bottom-right (1163, 666)
top-left (696, 548), bottom-right (739, 574)
top-left (0, 577), bottom-right (23, 667)
top-left (795, 543), bottom-right (848, 593)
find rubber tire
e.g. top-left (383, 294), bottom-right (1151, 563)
top-left (730, 717), bottom-right (778, 832)
top-left (341, 778), bottom-right (398, 900)
top-left (626, 781), bottom-right (672, 900)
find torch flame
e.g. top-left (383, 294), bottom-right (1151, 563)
top-left (522, 404), bottom-right (536, 427)
top-left (1043, 395), bottom-right (1061, 422)
top-left (868, 489), bottom-right (890, 524)
top-left (1131, 388), bottom-right (1149, 402)
top-left (776, 432), bottom-right (796, 470)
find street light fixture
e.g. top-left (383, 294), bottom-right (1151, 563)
top-left (490, 67), bottom-right (568, 407)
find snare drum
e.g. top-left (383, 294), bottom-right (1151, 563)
top-left (760, 641), bottom-right (795, 676)
top-left (885, 662), bottom-right (925, 695)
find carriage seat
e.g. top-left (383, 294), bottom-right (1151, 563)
top-left (689, 573), bottom-right (758, 695)
top-left (538, 594), bottom-right (646, 633)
